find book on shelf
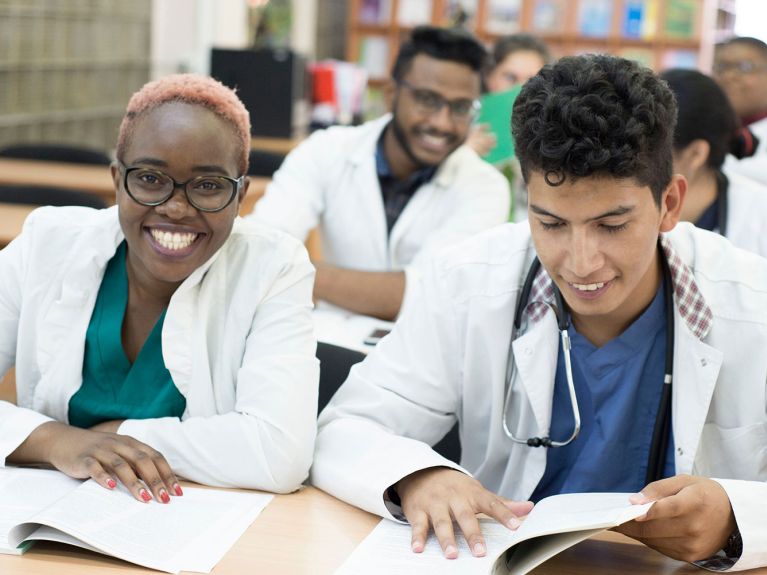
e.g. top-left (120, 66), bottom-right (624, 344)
top-left (661, 49), bottom-right (698, 69)
top-left (359, 0), bottom-right (392, 24)
top-left (484, 0), bottom-right (522, 35)
top-left (335, 492), bottom-right (653, 575)
top-left (443, 0), bottom-right (479, 30)
top-left (622, 0), bottom-right (645, 39)
top-left (358, 35), bottom-right (390, 79)
top-left (0, 467), bottom-right (273, 574)
top-left (577, 0), bottom-right (613, 38)
top-left (663, 0), bottom-right (698, 39)
top-left (531, 0), bottom-right (566, 34)
top-left (397, 0), bottom-right (433, 26)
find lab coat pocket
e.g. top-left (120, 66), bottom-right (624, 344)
top-left (695, 421), bottom-right (767, 481)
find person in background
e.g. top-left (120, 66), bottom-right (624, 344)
top-left (468, 33), bottom-right (552, 157)
top-left (251, 26), bottom-right (510, 321)
top-left (713, 36), bottom-right (767, 185)
top-left (312, 55), bottom-right (767, 570)
top-left (0, 75), bottom-right (319, 501)
top-left (661, 68), bottom-right (767, 257)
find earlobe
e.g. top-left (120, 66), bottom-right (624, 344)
top-left (659, 175), bottom-right (687, 232)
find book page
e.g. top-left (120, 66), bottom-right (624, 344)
top-left (336, 518), bottom-right (516, 574)
top-left (14, 480), bottom-right (273, 573)
top-left (0, 468), bottom-right (81, 554)
top-left (336, 493), bottom-right (653, 575)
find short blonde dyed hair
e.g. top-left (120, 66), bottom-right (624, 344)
top-left (116, 74), bottom-right (251, 174)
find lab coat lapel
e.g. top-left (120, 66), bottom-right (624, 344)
top-left (35, 222), bottom-right (123, 420)
top-left (672, 314), bottom-right (722, 475)
top-left (349, 131), bottom-right (389, 266)
top-left (511, 309), bottom-right (560, 437)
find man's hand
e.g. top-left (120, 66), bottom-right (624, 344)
top-left (9, 422), bottom-right (183, 504)
top-left (396, 467), bottom-right (534, 559)
top-left (615, 474), bottom-right (736, 563)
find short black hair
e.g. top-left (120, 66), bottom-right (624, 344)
top-left (391, 25), bottom-right (487, 80)
top-left (492, 33), bottom-right (551, 68)
top-left (512, 54), bottom-right (676, 204)
top-left (661, 68), bottom-right (739, 169)
top-left (716, 36), bottom-right (767, 60)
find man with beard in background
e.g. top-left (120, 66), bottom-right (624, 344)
top-left (252, 26), bottom-right (510, 321)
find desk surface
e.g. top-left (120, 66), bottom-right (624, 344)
top-left (0, 485), bottom-right (756, 575)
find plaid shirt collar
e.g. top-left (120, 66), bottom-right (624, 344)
top-left (521, 234), bottom-right (713, 340)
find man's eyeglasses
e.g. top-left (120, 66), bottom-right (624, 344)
top-left (396, 79), bottom-right (481, 121)
top-left (118, 163), bottom-right (245, 212)
top-left (713, 60), bottom-right (767, 76)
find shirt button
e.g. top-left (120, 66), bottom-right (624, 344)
top-left (524, 347), bottom-right (533, 356)
top-left (677, 447), bottom-right (684, 456)
top-left (700, 358), bottom-right (708, 367)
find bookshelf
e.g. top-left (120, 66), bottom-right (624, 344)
top-left (347, 0), bottom-right (735, 86)
top-left (0, 0), bottom-right (151, 151)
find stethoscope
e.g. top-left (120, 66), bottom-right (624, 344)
top-left (502, 242), bottom-right (676, 484)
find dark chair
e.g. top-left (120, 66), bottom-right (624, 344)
top-left (0, 185), bottom-right (107, 209)
top-left (316, 342), bottom-right (366, 413)
top-left (247, 149), bottom-right (286, 177)
top-left (315, 341), bottom-right (462, 464)
top-left (0, 144), bottom-right (112, 166)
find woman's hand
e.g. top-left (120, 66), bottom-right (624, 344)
top-left (8, 421), bottom-right (182, 503)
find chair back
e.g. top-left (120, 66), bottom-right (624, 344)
top-left (0, 185), bottom-right (107, 209)
top-left (0, 144), bottom-right (111, 166)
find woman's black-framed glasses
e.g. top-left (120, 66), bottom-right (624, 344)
top-left (119, 163), bottom-right (245, 213)
top-left (396, 79), bottom-right (481, 121)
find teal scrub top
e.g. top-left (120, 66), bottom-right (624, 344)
top-left (68, 241), bottom-right (186, 428)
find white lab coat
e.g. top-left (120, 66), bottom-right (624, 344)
top-left (312, 221), bottom-right (767, 571)
top-left (724, 116), bottom-right (767, 187)
top-left (251, 115), bottom-right (511, 306)
top-left (724, 166), bottom-right (767, 258)
top-left (0, 206), bottom-right (319, 493)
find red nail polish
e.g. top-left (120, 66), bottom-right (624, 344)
top-left (160, 489), bottom-right (170, 503)
top-left (107, 478), bottom-right (117, 489)
top-left (140, 489), bottom-right (152, 502)
top-left (173, 483), bottom-right (183, 496)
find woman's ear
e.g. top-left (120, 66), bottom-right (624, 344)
top-left (675, 139), bottom-right (710, 179)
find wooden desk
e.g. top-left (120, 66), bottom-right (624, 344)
top-left (1, 485), bottom-right (759, 575)
top-left (0, 158), bottom-right (115, 205)
top-left (251, 136), bottom-right (303, 155)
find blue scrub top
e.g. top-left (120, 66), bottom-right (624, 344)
top-left (531, 279), bottom-right (675, 502)
top-left (68, 241), bottom-right (186, 428)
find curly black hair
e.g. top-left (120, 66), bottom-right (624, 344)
top-left (391, 26), bottom-right (488, 81)
top-left (511, 54), bottom-right (677, 204)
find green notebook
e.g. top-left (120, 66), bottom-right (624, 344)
top-left (477, 85), bottom-right (522, 165)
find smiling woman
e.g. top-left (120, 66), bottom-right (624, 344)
top-left (0, 75), bottom-right (319, 501)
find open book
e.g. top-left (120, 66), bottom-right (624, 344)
top-left (0, 467), bottom-right (273, 573)
top-left (335, 492), bottom-right (654, 575)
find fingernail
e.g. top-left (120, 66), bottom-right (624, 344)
top-left (106, 478), bottom-right (116, 489)
top-left (473, 542), bottom-right (486, 556)
top-left (508, 517), bottom-right (521, 529)
top-left (160, 489), bottom-right (170, 504)
top-left (173, 483), bottom-right (183, 496)
top-left (411, 541), bottom-right (423, 553)
top-left (445, 544), bottom-right (458, 558)
top-left (140, 488), bottom-right (152, 502)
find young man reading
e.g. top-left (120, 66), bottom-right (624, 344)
top-left (311, 55), bottom-right (767, 570)
top-left (252, 26), bottom-right (510, 321)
